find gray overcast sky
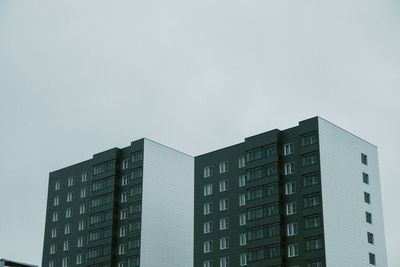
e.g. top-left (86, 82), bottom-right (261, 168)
top-left (0, 0), bottom-right (399, 265)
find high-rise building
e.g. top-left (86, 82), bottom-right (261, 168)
top-left (194, 117), bottom-right (387, 267)
top-left (41, 139), bottom-right (194, 267)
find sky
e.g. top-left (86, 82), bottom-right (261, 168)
top-left (0, 0), bottom-right (399, 266)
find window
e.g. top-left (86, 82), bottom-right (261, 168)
top-left (304, 194), bottom-right (320, 208)
top-left (64, 224), bottom-right (71, 234)
top-left (79, 204), bottom-right (87, 214)
top-left (120, 226), bottom-right (127, 237)
top-left (239, 194), bottom-right (246, 206)
top-left (204, 166), bottom-right (213, 178)
top-left (204, 240), bottom-right (213, 253)
top-left (62, 257), bottom-right (68, 267)
top-left (67, 192), bottom-right (73, 202)
top-left (120, 209), bottom-right (128, 220)
top-left (247, 163), bottom-right (278, 182)
top-left (220, 217), bottom-right (229, 230)
top-left (121, 192), bottom-right (128, 203)
top-left (362, 153), bottom-right (368, 165)
top-left (285, 182), bottom-right (296, 195)
top-left (132, 150), bottom-right (143, 162)
top-left (49, 260), bottom-right (55, 267)
top-left (220, 199), bottom-right (229, 211)
top-left (247, 223), bottom-right (280, 241)
top-left (302, 152), bottom-right (318, 167)
top-left (238, 156), bottom-right (245, 168)
top-left (303, 173), bottom-right (320, 187)
top-left (122, 175), bottom-right (129, 186)
top-left (288, 244), bottom-right (298, 257)
top-left (55, 181), bottom-right (61, 191)
top-left (287, 223), bottom-right (298, 236)
top-left (247, 203), bottom-right (279, 221)
top-left (240, 254), bottom-right (247, 266)
top-left (239, 175), bottom-right (246, 187)
top-left (122, 159), bottom-right (129, 170)
top-left (305, 237), bottom-right (323, 251)
top-left (203, 260), bottom-right (213, 267)
top-left (128, 238), bottom-right (140, 249)
top-left (66, 208), bottom-right (72, 218)
top-left (284, 143), bottom-right (294, 155)
top-left (220, 180), bottom-right (228, 192)
top-left (52, 212), bottom-right (59, 222)
top-left (302, 132), bottom-right (317, 146)
top-left (51, 228), bottom-right (57, 238)
top-left (54, 196), bottom-right (60, 206)
top-left (78, 220), bottom-right (85, 231)
top-left (247, 183), bottom-right (278, 201)
top-left (220, 257), bottom-right (229, 267)
top-left (204, 222), bottom-right (213, 234)
top-left (246, 144), bottom-right (277, 162)
top-left (367, 232), bottom-right (374, 244)
top-left (286, 202), bottom-right (297, 215)
top-left (239, 214), bottom-right (246, 226)
top-left (81, 172), bottom-right (88, 182)
top-left (305, 214), bottom-right (322, 229)
top-left (366, 212), bottom-right (372, 224)
top-left (306, 260), bottom-right (323, 267)
top-left (67, 177), bottom-right (74, 187)
top-left (204, 184), bottom-right (213, 196)
top-left (204, 203), bottom-right (212, 215)
top-left (77, 237), bottom-right (84, 247)
top-left (80, 188), bottom-right (87, 198)
top-left (220, 237), bottom-right (229, 250)
top-left (369, 253), bottom-right (376, 265)
top-left (219, 162), bottom-right (229, 173)
top-left (130, 202), bottom-right (141, 214)
top-left (131, 167), bottom-right (143, 180)
top-left (76, 254), bottom-right (83, 265)
top-left (240, 233), bottom-right (247, 246)
top-left (130, 184), bottom-right (142, 196)
top-left (119, 243), bottom-right (126, 255)
top-left (50, 244), bottom-right (56, 254)
top-left (63, 240), bottom-right (69, 251)
top-left (284, 162), bottom-right (295, 175)
top-left (364, 192), bottom-right (371, 204)
top-left (363, 172), bottom-right (370, 184)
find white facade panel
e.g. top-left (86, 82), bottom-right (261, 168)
top-left (140, 139), bottom-right (194, 266)
top-left (318, 118), bottom-right (387, 267)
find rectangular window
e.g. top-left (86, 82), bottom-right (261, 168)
top-left (219, 199), bottom-right (229, 211)
top-left (63, 240), bottom-right (69, 251)
top-left (219, 162), bottom-right (229, 173)
top-left (122, 159), bottom-right (129, 170)
top-left (362, 153), bottom-right (368, 165)
top-left (130, 184), bottom-right (142, 196)
top-left (54, 196), bottom-right (60, 206)
top-left (285, 182), bottom-right (296, 195)
top-left (80, 188), bottom-right (87, 198)
top-left (248, 203), bottom-right (279, 221)
top-left (284, 162), bottom-right (295, 175)
top-left (79, 204), bottom-right (87, 214)
top-left (304, 194), bottom-right (320, 208)
top-left (369, 253), bottom-right (376, 265)
top-left (283, 143), bottom-right (294, 155)
top-left (220, 217), bottom-right (229, 230)
top-left (78, 220), bottom-right (85, 231)
top-left (204, 166), bottom-right (213, 178)
top-left (247, 223), bottom-right (280, 241)
top-left (287, 223), bottom-right (298, 236)
top-left (238, 156), bottom-right (245, 168)
top-left (204, 184), bottom-right (213, 196)
top-left (67, 192), bottom-right (73, 202)
top-left (239, 214), bottom-right (246, 226)
top-left (50, 244), bottom-right (56, 254)
top-left (305, 214), bottom-right (322, 229)
top-left (239, 194), bottom-right (246, 206)
top-left (68, 177), bottom-right (74, 187)
top-left (247, 183), bottom-right (278, 201)
top-left (120, 226), bottom-right (127, 237)
top-left (204, 203), bottom-right (213, 215)
top-left (219, 237), bottom-right (229, 250)
top-left (204, 222), bottom-right (213, 234)
top-left (52, 212), bottom-right (59, 222)
top-left (239, 175), bottom-right (246, 187)
top-left (219, 180), bottom-right (228, 192)
top-left (55, 181), bottom-right (61, 191)
top-left (76, 254), bottom-right (82, 265)
top-left (363, 172), bottom-right (370, 184)
top-left (121, 192), bottom-right (128, 203)
top-left (367, 232), bottom-right (374, 244)
top-left (122, 175), bottom-right (129, 186)
top-left (240, 253), bottom-right (247, 266)
top-left (306, 260), bottom-right (324, 267)
top-left (204, 240), bottom-right (213, 253)
top-left (220, 257), bottom-right (229, 267)
top-left (81, 172), bottom-right (88, 182)
top-left (239, 233), bottom-right (246, 246)
top-left (246, 143), bottom-right (277, 162)
top-left (93, 160), bottom-right (115, 175)
top-left (131, 167), bottom-right (143, 180)
top-left (131, 151), bottom-right (143, 163)
top-left (301, 132), bottom-right (317, 146)
top-left (62, 257), bottom-right (68, 267)
top-left (303, 173), bottom-right (320, 187)
top-left (302, 152), bottom-right (318, 167)
top-left (286, 202), bottom-right (296, 215)
top-left (203, 260), bottom-right (213, 267)
top-left (120, 209), bottom-right (128, 220)
top-left (64, 224), bottom-right (71, 234)
top-left (305, 237), bottom-right (323, 251)
top-left (65, 208), bottom-right (72, 218)
top-left (366, 212), bottom-right (372, 224)
top-left (119, 243), bottom-right (126, 255)
top-left (130, 202), bottom-right (141, 214)
top-left (77, 237), bottom-right (84, 247)
top-left (246, 163), bottom-right (278, 182)
top-left (364, 192), bottom-right (371, 204)
top-left (51, 228), bottom-right (57, 238)
top-left (288, 244), bottom-right (298, 257)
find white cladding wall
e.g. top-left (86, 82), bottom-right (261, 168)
top-left (318, 118), bottom-right (387, 267)
top-left (140, 139), bottom-right (194, 266)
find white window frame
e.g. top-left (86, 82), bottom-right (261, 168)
top-left (204, 221), bottom-right (212, 234)
top-left (288, 244), bottom-right (299, 257)
top-left (203, 240), bottom-right (213, 253)
top-left (54, 196), bottom-right (60, 206)
top-left (63, 240), bottom-right (69, 251)
top-left (64, 224), bottom-right (71, 234)
top-left (120, 209), bottom-right (128, 220)
top-left (120, 226), bottom-right (127, 237)
top-left (118, 243), bottom-right (126, 255)
top-left (62, 257), bottom-right (68, 267)
top-left (220, 257), bottom-right (229, 267)
top-left (219, 161), bottom-right (228, 173)
top-left (78, 220), bottom-right (85, 231)
top-left (122, 159), bottom-right (129, 170)
top-left (80, 188), bottom-right (87, 198)
top-left (239, 175), bottom-right (246, 187)
top-left (219, 180), bottom-right (228, 192)
top-left (204, 166), bottom-right (213, 178)
top-left (67, 192), bottom-right (73, 202)
top-left (51, 228), bottom-right (57, 238)
top-left (287, 223), bottom-right (298, 236)
top-left (284, 162), bottom-right (295, 175)
top-left (204, 203), bottom-right (212, 215)
top-left (77, 237), bottom-right (84, 247)
top-left (204, 184), bottom-right (213, 196)
top-left (239, 213), bottom-right (246, 226)
top-left (55, 181), bottom-right (61, 191)
top-left (76, 254), bottom-right (82, 265)
top-left (285, 182), bottom-right (296, 195)
top-left (220, 217), bottom-right (229, 230)
top-left (203, 260), bottom-right (212, 267)
top-left (239, 194), bottom-right (246, 206)
top-left (79, 204), bottom-right (86, 214)
top-left (219, 199), bottom-right (228, 211)
top-left (240, 254), bottom-right (247, 266)
top-left (286, 202), bottom-right (297, 215)
top-left (67, 177), bottom-right (74, 187)
top-left (52, 212), bottom-right (59, 222)
top-left (65, 208), bottom-right (72, 218)
top-left (121, 192), bottom-right (128, 203)
top-left (219, 237), bottom-right (228, 250)
top-left (238, 156), bottom-right (245, 168)
top-left (283, 143), bottom-right (294, 155)
top-left (50, 244), bottom-right (56, 254)
top-left (122, 175), bottom-right (129, 186)
top-left (81, 172), bottom-right (88, 182)
top-left (239, 233), bottom-right (247, 246)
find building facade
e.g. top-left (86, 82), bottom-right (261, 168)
top-left (41, 139), bottom-right (194, 267)
top-left (194, 117), bottom-right (387, 267)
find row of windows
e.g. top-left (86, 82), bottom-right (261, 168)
top-left (54, 172), bottom-right (89, 191)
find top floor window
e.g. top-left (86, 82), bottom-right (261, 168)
top-left (301, 132), bottom-right (318, 146)
top-left (132, 150), bottom-right (143, 163)
top-left (55, 181), bottom-right (61, 191)
top-left (283, 143), bottom-right (294, 155)
top-left (246, 143), bottom-right (277, 162)
top-left (219, 162), bottom-right (229, 174)
top-left (81, 172), bottom-right (88, 182)
top-left (122, 159), bottom-right (129, 170)
top-left (361, 153), bottom-right (368, 165)
top-left (204, 166), bottom-right (213, 178)
top-left (67, 177), bottom-right (74, 187)
top-left (238, 156), bottom-right (245, 168)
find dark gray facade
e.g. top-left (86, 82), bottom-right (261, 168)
top-left (194, 117), bottom-right (325, 267)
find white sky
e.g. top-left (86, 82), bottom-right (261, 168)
top-left (0, 0), bottom-right (399, 266)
